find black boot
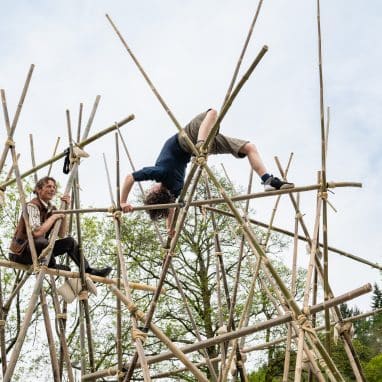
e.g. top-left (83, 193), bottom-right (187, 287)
top-left (86, 266), bottom-right (112, 278)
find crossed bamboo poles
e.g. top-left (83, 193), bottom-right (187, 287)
top-left (0, 2), bottom-right (375, 380)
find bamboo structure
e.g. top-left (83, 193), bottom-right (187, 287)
top-left (0, 3), bottom-right (378, 382)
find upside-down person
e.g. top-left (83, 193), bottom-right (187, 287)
top-left (9, 176), bottom-right (112, 277)
top-left (120, 108), bottom-right (294, 234)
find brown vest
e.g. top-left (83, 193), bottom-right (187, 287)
top-left (9, 198), bottom-right (55, 255)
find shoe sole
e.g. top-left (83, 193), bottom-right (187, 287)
top-left (264, 183), bottom-right (295, 191)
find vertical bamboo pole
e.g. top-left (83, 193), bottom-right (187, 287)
top-left (282, 193), bottom-right (300, 382)
top-left (29, 134), bottom-right (38, 184)
top-left (0, 65), bottom-right (34, 174)
top-left (2, 101), bottom-right (94, 381)
top-left (47, 137), bottom-right (61, 177)
top-left (28, 130), bottom-right (60, 380)
top-left (40, 288), bottom-right (61, 381)
top-left (115, 135), bottom-right (123, 382)
top-left (221, 0), bottom-right (264, 107)
top-left (117, 130), bottom-right (217, 380)
top-left (49, 275), bottom-right (75, 382)
top-left (316, 0), bottom-right (331, 353)
top-left (104, 138), bottom-right (152, 382)
top-left (0, 267), bottom-right (7, 376)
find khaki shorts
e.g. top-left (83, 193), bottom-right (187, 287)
top-left (178, 111), bottom-right (248, 158)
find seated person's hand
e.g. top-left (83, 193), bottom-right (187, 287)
top-left (120, 202), bottom-right (134, 213)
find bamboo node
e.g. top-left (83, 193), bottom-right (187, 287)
top-left (132, 327), bottom-right (148, 342)
top-left (215, 251), bottom-right (223, 257)
top-left (78, 290), bottom-right (88, 300)
top-left (0, 320), bottom-right (5, 326)
top-left (319, 191), bottom-right (328, 200)
top-left (57, 313), bottom-right (67, 320)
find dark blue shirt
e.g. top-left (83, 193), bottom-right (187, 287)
top-left (132, 134), bottom-right (191, 197)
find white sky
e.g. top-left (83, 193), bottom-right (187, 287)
top-left (0, 0), bottom-right (381, 312)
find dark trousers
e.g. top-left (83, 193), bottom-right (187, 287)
top-left (9, 236), bottom-right (89, 269)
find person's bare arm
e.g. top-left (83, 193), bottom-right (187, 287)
top-left (58, 194), bottom-right (70, 238)
top-left (32, 214), bottom-right (65, 238)
top-left (120, 174), bottom-right (135, 212)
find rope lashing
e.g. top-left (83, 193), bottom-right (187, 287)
top-left (215, 251), bottom-right (223, 257)
top-left (334, 321), bottom-right (354, 344)
top-left (113, 210), bottom-right (122, 220)
top-left (297, 314), bottom-right (316, 335)
top-left (78, 290), bottom-right (88, 300)
top-left (295, 212), bottom-right (304, 219)
top-left (57, 313), bottom-right (67, 320)
top-left (132, 327), bottom-right (148, 342)
top-left (6, 138), bottom-right (15, 147)
top-left (319, 191), bottom-right (328, 200)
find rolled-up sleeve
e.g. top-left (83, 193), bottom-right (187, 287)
top-left (27, 204), bottom-right (41, 231)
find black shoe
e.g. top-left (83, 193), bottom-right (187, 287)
top-left (86, 266), bottom-right (112, 278)
top-left (263, 176), bottom-right (294, 191)
top-left (49, 263), bottom-right (71, 272)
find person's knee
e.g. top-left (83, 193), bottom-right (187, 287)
top-left (241, 142), bottom-right (257, 155)
top-left (207, 108), bottom-right (218, 120)
top-left (34, 237), bottom-right (49, 251)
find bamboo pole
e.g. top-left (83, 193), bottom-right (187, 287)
top-left (0, 64), bottom-right (34, 174)
top-left (49, 275), bottom-right (75, 382)
top-left (104, 141), bottom-right (152, 382)
top-left (29, 134), bottom-right (38, 184)
top-left (0, 114), bottom-right (135, 190)
top-left (110, 286), bottom-right (210, 382)
top-left (117, 130), bottom-right (218, 380)
top-left (53, 181), bottom-right (363, 216)
top-left (0, 267), bottom-right (7, 376)
top-left (3, 111), bottom-right (90, 382)
top-left (220, 0), bottom-right (265, 107)
top-left (47, 137), bottom-right (60, 177)
top-left (201, 165), bottom-right (345, 380)
top-left (114, 136), bottom-right (123, 382)
top-left (275, 161), bottom-right (367, 381)
top-left (203, 206), bottom-right (381, 270)
top-left (282, 193), bottom-right (300, 382)
top-left (1, 90), bottom-right (39, 270)
top-left (28, 129), bottom-right (60, 380)
top-left (40, 288), bottom-right (61, 381)
top-left (82, 283), bottom-right (372, 380)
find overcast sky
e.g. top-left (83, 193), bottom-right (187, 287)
top-left (0, 0), bottom-right (381, 312)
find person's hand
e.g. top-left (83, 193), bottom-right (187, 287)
top-left (60, 194), bottom-right (71, 205)
top-left (120, 202), bottom-right (134, 213)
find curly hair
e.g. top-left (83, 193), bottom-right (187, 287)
top-left (144, 186), bottom-right (175, 221)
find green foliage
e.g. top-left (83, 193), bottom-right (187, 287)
top-left (364, 354), bottom-right (382, 382)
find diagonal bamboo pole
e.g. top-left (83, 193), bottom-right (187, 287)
top-left (0, 65), bottom-right (34, 174)
top-left (28, 129), bottom-right (61, 380)
top-left (40, 288), bottom-right (61, 381)
top-left (275, 160), bottom-right (367, 381)
top-left (2, 110), bottom-right (92, 382)
top-left (220, 0), bottom-right (265, 108)
top-left (0, 114), bottom-right (135, 190)
top-left (103, 143), bottom-right (152, 382)
top-left (202, 164), bottom-right (346, 380)
top-left (116, 130), bottom-right (218, 380)
top-left (83, 283), bottom-right (372, 380)
top-left (49, 275), bottom-right (75, 382)
top-left (47, 137), bottom-right (61, 177)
